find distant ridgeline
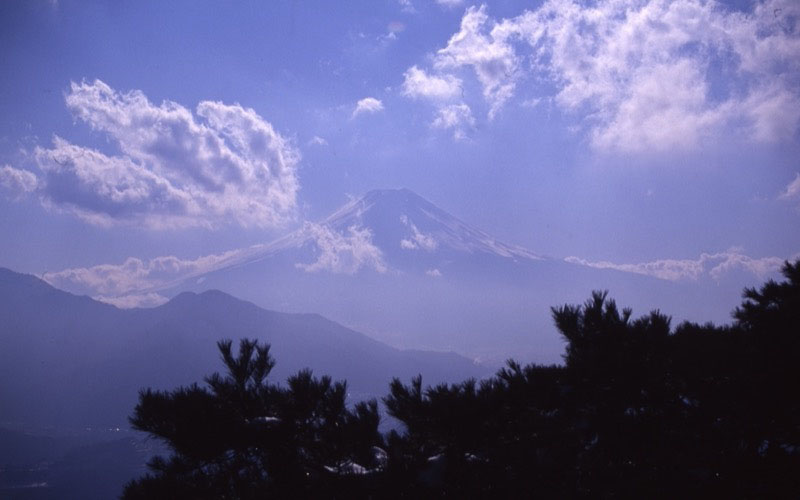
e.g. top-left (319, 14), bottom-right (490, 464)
top-left (124, 261), bottom-right (800, 498)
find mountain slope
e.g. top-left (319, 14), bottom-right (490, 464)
top-left (0, 268), bottom-right (486, 430)
top-left (36, 188), bottom-right (761, 365)
top-left (323, 188), bottom-right (541, 263)
top-left (162, 189), bottom-right (740, 365)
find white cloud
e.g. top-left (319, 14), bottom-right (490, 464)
top-left (780, 173), bottom-right (800, 201)
top-left (400, 215), bottom-right (438, 251)
top-left (742, 83), bottom-right (800, 143)
top-left (565, 250), bottom-right (790, 282)
top-left (416, 0), bottom-right (800, 151)
top-left (296, 223), bottom-right (387, 274)
top-left (309, 136), bottom-right (329, 147)
top-left (432, 103), bottom-right (475, 140)
top-left (43, 223), bottom-right (386, 302)
top-left (434, 5), bottom-right (518, 119)
top-left (402, 66), bottom-right (462, 101)
top-left (398, 0), bottom-right (416, 14)
top-left (436, 0), bottom-right (464, 7)
top-left (0, 165), bottom-right (38, 196)
top-left (588, 59), bottom-right (732, 151)
top-left (32, 80), bottom-right (299, 228)
top-left (96, 292), bottom-right (169, 309)
top-left (426, 268), bottom-right (443, 277)
top-left (352, 97), bottom-right (384, 118)
top-left (43, 248), bottom-right (257, 297)
top-left (400, 66), bottom-right (472, 140)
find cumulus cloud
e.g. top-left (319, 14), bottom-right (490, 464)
top-left (432, 104), bottom-right (475, 140)
top-left (308, 136), bottom-right (329, 147)
top-left (411, 0), bottom-right (800, 151)
top-left (565, 250), bottom-right (790, 282)
top-left (400, 215), bottom-right (438, 251)
top-left (352, 97), bottom-right (384, 118)
top-left (400, 66), bottom-right (472, 139)
top-left (434, 6), bottom-right (518, 119)
top-left (0, 165), bottom-right (38, 196)
top-left (31, 80), bottom-right (299, 228)
top-left (402, 66), bottom-right (462, 101)
top-left (780, 173), bottom-right (800, 201)
top-left (426, 268), bottom-right (443, 277)
top-left (296, 223), bottom-right (387, 274)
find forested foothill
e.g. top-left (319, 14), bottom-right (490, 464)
top-left (125, 261), bottom-right (800, 498)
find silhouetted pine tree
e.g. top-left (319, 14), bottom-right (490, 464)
top-left (383, 260), bottom-right (800, 497)
top-left (124, 261), bottom-right (800, 498)
top-left (123, 339), bottom-right (384, 499)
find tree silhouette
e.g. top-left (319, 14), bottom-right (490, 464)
top-left (123, 339), bottom-right (384, 499)
top-left (124, 261), bottom-right (800, 497)
top-left (383, 260), bottom-right (800, 497)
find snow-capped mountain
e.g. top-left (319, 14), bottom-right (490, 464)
top-left (322, 188), bottom-right (540, 262)
top-left (151, 188), bottom-right (749, 366)
top-left (43, 188), bottom-right (770, 365)
top-left (203, 188), bottom-right (542, 277)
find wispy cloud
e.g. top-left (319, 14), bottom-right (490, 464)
top-left (779, 173), bottom-right (800, 202)
top-left (432, 103), bottom-right (475, 140)
top-left (28, 80), bottom-right (299, 228)
top-left (410, 0), bottom-right (800, 152)
top-left (43, 247), bottom-right (259, 301)
top-left (436, 0), bottom-right (464, 8)
top-left (400, 215), bottom-right (438, 251)
top-left (398, 0), bottom-right (416, 14)
top-left (296, 223), bottom-right (387, 274)
top-left (96, 292), bottom-right (169, 309)
top-left (42, 219), bottom-right (388, 305)
top-left (565, 250), bottom-right (792, 282)
top-left (352, 97), bottom-right (384, 118)
top-left (0, 165), bottom-right (38, 197)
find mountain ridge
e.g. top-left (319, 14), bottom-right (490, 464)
top-left (36, 188), bottom-right (765, 365)
top-left (0, 267), bottom-right (487, 430)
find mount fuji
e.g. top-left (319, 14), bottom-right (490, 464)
top-left (134, 188), bottom-right (744, 365)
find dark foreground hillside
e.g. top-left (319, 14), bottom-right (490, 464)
top-left (125, 262), bottom-right (800, 498)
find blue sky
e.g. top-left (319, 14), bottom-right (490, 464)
top-left (0, 0), bottom-right (799, 302)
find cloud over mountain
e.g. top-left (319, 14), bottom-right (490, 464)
top-left (565, 251), bottom-right (790, 282)
top-left (28, 80), bottom-right (299, 228)
top-left (42, 246), bottom-right (265, 307)
top-left (296, 223), bottom-right (387, 274)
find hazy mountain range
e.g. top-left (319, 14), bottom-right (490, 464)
top-left (38, 188), bottom-right (784, 367)
top-left (79, 188), bottom-right (767, 365)
top-left (0, 267), bottom-right (485, 431)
